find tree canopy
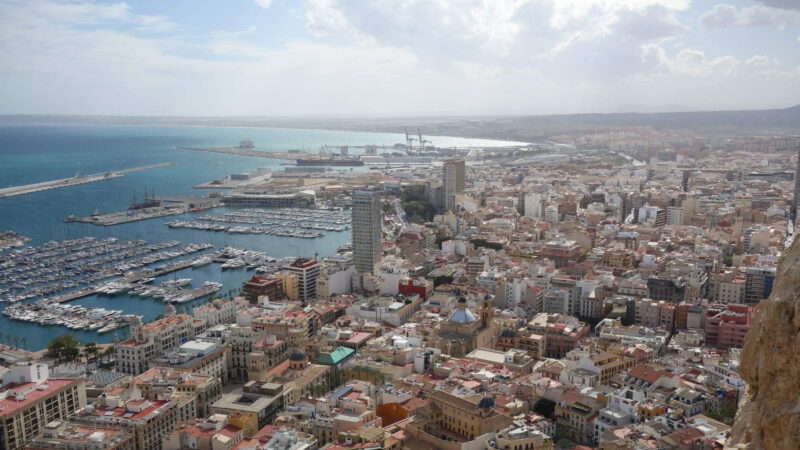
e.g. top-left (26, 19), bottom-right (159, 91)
top-left (46, 334), bottom-right (81, 362)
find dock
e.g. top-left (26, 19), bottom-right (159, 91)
top-left (65, 195), bottom-right (221, 226)
top-left (176, 146), bottom-right (360, 165)
top-left (177, 146), bottom-right (313, 160)
top-left (0, 162), bottom-right (175, 199)
top-left (41, 259), bottom-right (203, 304)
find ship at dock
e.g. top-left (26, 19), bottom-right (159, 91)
top-left (295, 157), bottom-right (364, 166)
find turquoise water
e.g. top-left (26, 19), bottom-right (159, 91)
top-left (0, 124), bottom-right (522, 349)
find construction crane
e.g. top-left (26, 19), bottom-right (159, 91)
top-left (417, 128), bottom-right (430, 152)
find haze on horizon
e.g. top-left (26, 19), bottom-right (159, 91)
top-left (1, 0), bottom-right (799, 118)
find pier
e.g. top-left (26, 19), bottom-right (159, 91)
top-left (65, 194), bottom-right (221, 226)
top-left (0, 162), bottom-right (175, 199)
top-left (176, 146), bottom-right (361, 165)
top-left (177, 146), bottom-right (313, 160)
top-left (41, 258), bottom-right (203, 305)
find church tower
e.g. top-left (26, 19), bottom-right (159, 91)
top-left (480, 294), bottom-right (494, 329)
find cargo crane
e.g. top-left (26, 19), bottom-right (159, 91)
top-left (404, 127), bottom-right (417, 151)
top-left (418, 128), bottom-right (430, 152)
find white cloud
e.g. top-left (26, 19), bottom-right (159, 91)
top-left (0, 0), bottom-right (797, 116)
top-left (252, 0), bottom-right (272, 8)
top-left (304, 0), bottom-right (357, 37)
top-left (746, 54), bottom-right (774, 66)
top-left (640, 45), bottom-right (739, 77)
top-left (701, 3), bottom-right (800, 29)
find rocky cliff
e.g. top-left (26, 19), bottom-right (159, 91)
top-left (728, 236), bottom-right (800, 449)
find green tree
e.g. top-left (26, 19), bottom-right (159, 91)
top-left (471, 239), bottom-right (503, 250)
top-left (432, 275), bottom-right (454, 287)
top-left (46, 334), bottom-right (81, 363)
top-left (84, 342), bottom-right (100, 363)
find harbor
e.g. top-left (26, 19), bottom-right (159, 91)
top-left (0, 162), bottom-right (175, 198)
top-left (0, 124), bottom-right (496, 350)
top-left (0, 236), bottom-right (213, 303)
top-left (65, 194), bottom-right (222, 226)
top-left (3, 303), bottom-right (134, 334)
top-left (165, 206), bottom-right (350, 237)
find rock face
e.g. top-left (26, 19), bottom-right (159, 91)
top-left (728, 237), bottom-right (800, 449)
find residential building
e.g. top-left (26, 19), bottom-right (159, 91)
top-left (115, 305), bottom-right (197, 375)
top-left (443, 159), bottom-right (465, 212)
top-left (352, 190), bottom-right (382, 274)
top-left (283, 258), bottom-right (321, 301)
top-left (0, 363), bottom-right (86, 450)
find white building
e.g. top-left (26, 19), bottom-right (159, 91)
top-left (524, 193), bottom-right (543, 218)
top-left (194, 299), bottom-right (237, 327)
top-left (115, 304), bottom-right (197, 375)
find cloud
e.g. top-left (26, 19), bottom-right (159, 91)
top-left (304, 0), bottom-right (358, 37)
top-left (757, 0), bottom-right (800, 10)
top-left (252, 0), bottom-right (272, 8)
top-left (0, 0), bottom-right (797, 116)
top-left (641, 45), bottom-right (739, 77)
top-left (701, 3), bottom-right (800, 29)
top-left (746, 54), bottom-right (774, 66)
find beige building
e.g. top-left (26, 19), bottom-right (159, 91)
top-left (115, 305), bottom-right (198, 374)
top-left (0, 363), bottom-right (86, 450)
top-left (72, 390), bottom-right (196, 450)
top-left (443, 159), bottom-right (465, 212)
top-left (132, 368), bottom-right (222, 418)
top-left (29, 421), bottom-right (135, 450)
top-left (427, 296), bottom-right (494, 358)
top-left (147, 340), bottom-right (228, 383)
top-left (407, 390), bottom-right (512, 444)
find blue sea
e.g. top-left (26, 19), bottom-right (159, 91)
top-left (0, 124), bottom-right (523, 350)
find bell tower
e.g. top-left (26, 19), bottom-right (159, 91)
top-left (480, 295), bottom-right (494, 328)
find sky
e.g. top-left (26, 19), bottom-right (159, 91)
top-left (1, 0), bottom-right (799, 117)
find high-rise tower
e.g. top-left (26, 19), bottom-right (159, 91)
top-left (352, 189), bottom-right (382, 274)
top-left (443, 158), bottom-right (465, 212)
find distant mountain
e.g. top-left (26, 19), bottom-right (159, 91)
top-left (1, 104), bottom-right (798, 142)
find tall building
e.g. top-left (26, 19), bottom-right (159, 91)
top-left (283, 258), bottom-right (320, 301)
top-left (744, 266), bottom-right (776, 304)
top-left (0, 363), bottom-right (87, 450)
top-left (443, 158), bottom-right (465, 212)
top-left (351, 190), bottom-right (382, 274)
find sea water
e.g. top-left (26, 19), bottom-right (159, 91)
top-left (0, 124), bottom-right (524, 349)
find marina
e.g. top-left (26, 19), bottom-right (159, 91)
top-left (0, 162), bottom-right (175, 198)
top-left (0, 236), bottom-right (213, 303)
top-left (3, 303), bottom-right (134, 334)
top-left (165, 206), bottom-right (350, 237)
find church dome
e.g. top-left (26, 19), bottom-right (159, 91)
top-left (289, 351), bottom-right (307, 362)
top-left (450, 308), bottom-right (476, 324)
top-left (478, 396), bottom-right (495, 409)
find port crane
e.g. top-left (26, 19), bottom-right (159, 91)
top-left (418, 128), bottom-right (430, 152)
top-left (404, 127), bottom-right (417, 150)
